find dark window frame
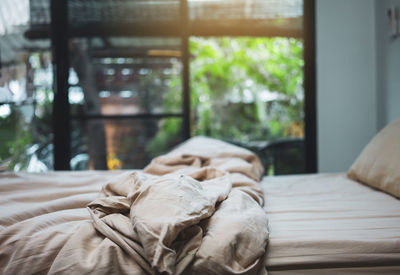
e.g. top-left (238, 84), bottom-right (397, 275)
top-left (50, 0), bottom-right (317, 172)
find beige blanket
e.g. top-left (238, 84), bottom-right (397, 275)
top-left (0, 137), bottom-right (269, 274)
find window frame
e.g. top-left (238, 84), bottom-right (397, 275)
top-left (49, 0), bottom-right (317, 172)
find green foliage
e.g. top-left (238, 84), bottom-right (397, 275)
top-left (8, 129), bottom-right (34, 169)
top-left (0, 87), bottom-right (54, 170)
top-left (148, 37), bottom-right (304, 154)
top-left (0, 106), bottom-right (33, 169)
top-left (147, 118), bottom-right (182, 157)
top-left (0, 107), bottom-right (19, 161)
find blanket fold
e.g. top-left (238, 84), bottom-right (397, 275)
top-left (88, 137), bottom-right (269, 274)
top-left (0, 136), bottom-right (269, 275)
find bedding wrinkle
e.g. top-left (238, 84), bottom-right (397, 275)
top-left (262, 173), bottom-right (400, 274)
top-left (0, 136), bottom-right (269, 275)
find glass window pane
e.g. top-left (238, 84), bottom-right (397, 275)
top-left (71, 118), bottom-right (183, 170)
top-left (0, 52), bottom-right (54, 172)
top-left (188, 37), bottom-right (305, 174)
top-left (189, 0), bottom-right (303, 21)
top-left (67, 0), bottom-right (180, 26)
top-left (1, 0), bottom-right (53, 172)
top-left (68, 37), bottom-right (182, 116)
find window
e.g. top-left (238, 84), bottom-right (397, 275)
top-left (1, 0), bottom-right (316, 174)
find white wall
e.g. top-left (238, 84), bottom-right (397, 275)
top-left (316, 0), bottom-right (378, 172)
top-left (375, 0), bottom-right (400, 129)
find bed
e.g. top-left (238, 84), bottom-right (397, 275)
top-left (262, 173), bottom-right (400, 274)
top-left (0, 137), bottom-right (269, 274)
top-left (1, 119), bottom-right (400, 274)
top-left (1, 171), bottom-right (399, 274)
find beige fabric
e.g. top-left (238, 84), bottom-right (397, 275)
top-left (0, 137), bottom-right (269, 275)
top-left (2, 168), bottom-right (400, 274)
top-left (347, 118), bottom-right (400, 198)
top-left (261, 173), bottom-right (400, 274)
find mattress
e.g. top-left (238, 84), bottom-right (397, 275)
top-left (261, 173), bottom-right (400, 274)
top-left (1, 171), bottom-right (400, 274)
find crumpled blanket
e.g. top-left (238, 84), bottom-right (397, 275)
top-left (0, 137), bottom-right (269, 274)
top-left (88, 137), bottom-right (269, 274)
